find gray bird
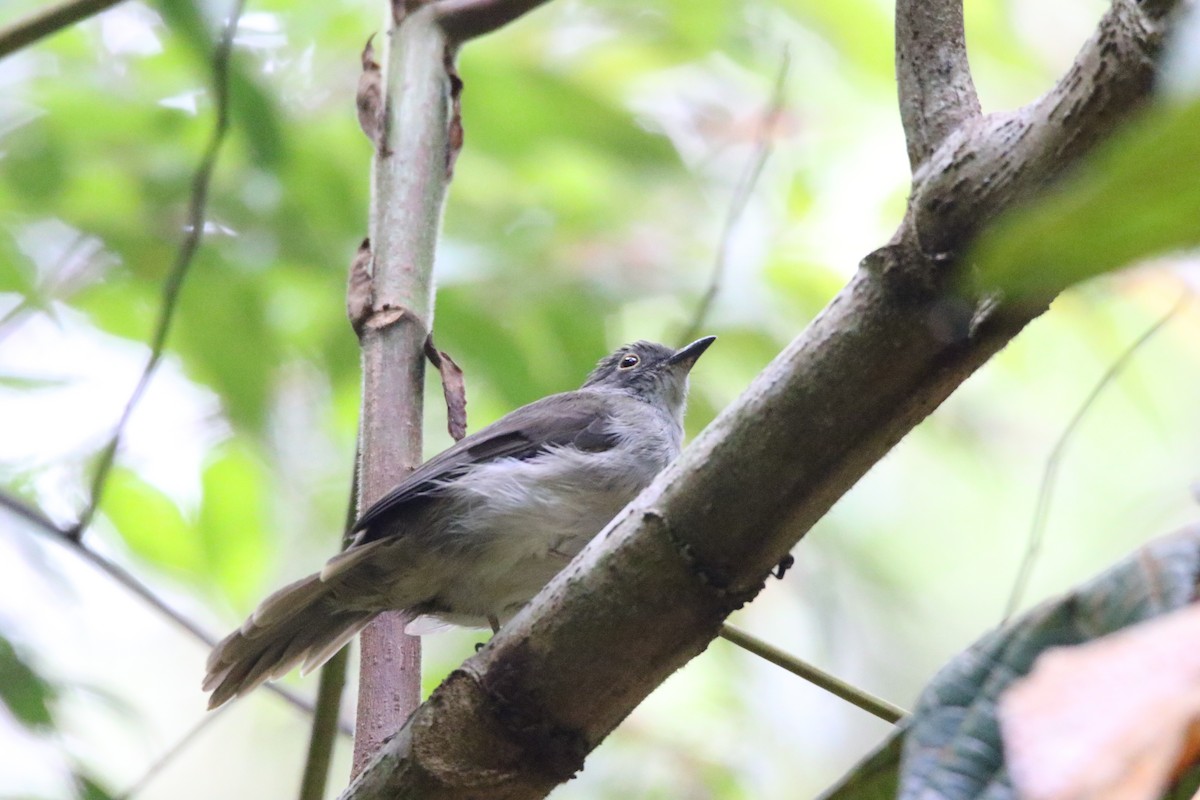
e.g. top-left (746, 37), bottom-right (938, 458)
top-left (203, 336), bottom-right (714, 708)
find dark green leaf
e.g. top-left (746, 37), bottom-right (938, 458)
top-left (0, 634), bottom-right (56, 731)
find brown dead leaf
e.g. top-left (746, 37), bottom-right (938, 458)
top-left (346, 238), bottom-right (373, 337)
top-left (999, 602), bottom-right (1200, 800)
top-left (423, 334), bottom-right (467, 441)
top-left (357, 33), bottom-right (385, 152)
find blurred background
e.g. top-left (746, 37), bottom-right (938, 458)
top-left (0, 0), bottom-right (1197, 796)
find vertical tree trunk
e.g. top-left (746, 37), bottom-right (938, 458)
top-left (352, 4), bottom-right (454, 777)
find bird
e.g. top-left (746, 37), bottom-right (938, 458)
top-left (203, 336), bottom-right (715, 708)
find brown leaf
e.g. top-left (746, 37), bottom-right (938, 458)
top-left (346, 238), bottom-right (373, 337)
top-left (357, 33), bottom-right (385, 152)
top-left (999, 603), bottom-right (1200, 800)
top-left (423, 334), bottom-right (467, 441)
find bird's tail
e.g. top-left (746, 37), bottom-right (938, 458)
top-left (203, 572), bottom-right (375, 709)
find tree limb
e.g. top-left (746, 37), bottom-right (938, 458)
top-left (337, 0), bottom-right (1181, 797)
top-left (351, 3), bottom-right (455, 776)
top-left (0, 0), bottom-right (127, 61)
top-left (895, 0), bottom-right (980, 170)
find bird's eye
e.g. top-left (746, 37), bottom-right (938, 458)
top-left (618, 354), bottom-right (640, 370)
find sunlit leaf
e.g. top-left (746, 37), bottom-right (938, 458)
top-left (105, 467), bottom-right (202, 575)
top-left (198, 441), bottom-right (270, 605)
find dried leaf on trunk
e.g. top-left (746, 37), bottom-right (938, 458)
top-left (357, 34), bottom-right (385, 152)
top-left (346, 238), bottom-right (373, 337)
top-left (424, 334), bottom-right (467, 440)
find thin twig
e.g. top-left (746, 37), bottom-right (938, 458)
top-left (0, 0), bottom-right (128, 60)
top-left (0, 489), bottom-right (351, 734)
top-left (72, 0), bottom-right (243, 540)
top-left (298, 458), bottom-right (359, 800)
top-left (679, 50), bottom-right (789, 346)
top-left (298, 648), bottom-right (349, 800)
top-left (1003, 293), bottom-right (1190, 621)
top-left (434, 0), bottom-right (553, 45)
top-left (115, 707), bottom-right (228, 800)
top-left (718, 624), bottom-right (906, 725)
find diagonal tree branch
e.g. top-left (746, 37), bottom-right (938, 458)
top-left (0, 0), bottom-right (129, 61)
top-left (894, 0), bottom-right (980, 170)
top-left (338, 1), bottom-right (1182, 797)
top-left (73, 0), bottom-right (244, 541)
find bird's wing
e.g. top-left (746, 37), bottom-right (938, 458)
top-left (350, 390), bottom-right (622, 537)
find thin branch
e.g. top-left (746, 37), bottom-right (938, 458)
top-left (679, 50), bottom-right (789, 346)
top-left (0, 0), bottom-right (128, 61)
top-left (434, 0), bottom-right (553, 45)
top-left (299, 648), bottom-right (349, 800)
top-left (115, 707), bottom-right (228, 800)
top-left (298, 459), bottom-right (359, 800)
top-left (0, 489), bottom-right (350, 733)
top-left (894, 0), bottom-right (981, 170)
top-left (73, 0), bottom-right (243, 540)
top-left (1003, 293), bottom-right (1189, 620)
top-left (718, 624), bottom-right (906, 725)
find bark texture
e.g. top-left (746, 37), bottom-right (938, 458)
top-left (341, 0), bottom-right (1183, 796)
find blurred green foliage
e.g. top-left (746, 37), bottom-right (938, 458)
top-left (0, 0), bottom-right (1197, 797)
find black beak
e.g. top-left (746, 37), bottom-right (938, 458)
top-left (667, 335), bottom-right (716, 369)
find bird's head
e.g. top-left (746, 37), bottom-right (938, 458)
top-left (582, 336), bottom-right (715, 416)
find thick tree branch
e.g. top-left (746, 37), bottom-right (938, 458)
top-left (895, 0), bottom-right (980, 169)
top-left (337, 1), bottom-right (1181, 797)
top-left (907, 0), bottom-right (1173, 261)
top-left (352, 3), bottom-right (454, 776)
top-left (434, 0), bottom-right (552, 45)
top-left (0, 0), bottom-right (127, 60)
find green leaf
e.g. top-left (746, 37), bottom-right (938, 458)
top-left (0, 634), bottom-right (56, 731)
top-left (199, 441), bottom-right (270, 605)
top-left (105, 468), bottom-right (202, 575)
top-left (820, 526), bottom-right (1200, 800)
top-left (972, 97), bottom-right (1200, 298)
top-left (73, 770), bottom-right (117, 800)
top-left (173, 261), bottom-right (278, 433)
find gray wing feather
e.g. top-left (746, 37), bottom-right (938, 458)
top-left (351, 391), bottom-right (621, 536)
